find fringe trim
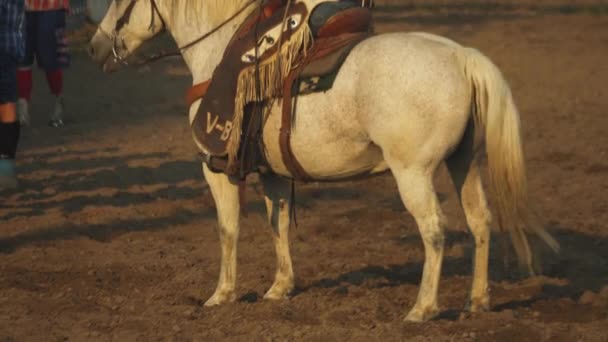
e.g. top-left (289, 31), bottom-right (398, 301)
top-left (226, 24), bottom-right (313, 166)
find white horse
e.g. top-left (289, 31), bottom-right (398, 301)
top-left (89, 0), bottom-right (558, 322)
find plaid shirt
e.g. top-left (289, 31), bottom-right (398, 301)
top-left (25, 0), bottom-right (69, 11)
top-left (0, 0), bottom-right (25, 58)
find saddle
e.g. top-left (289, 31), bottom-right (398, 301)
top-left (187, 0), bottom-right (373, 180)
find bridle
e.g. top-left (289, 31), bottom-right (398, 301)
top-left (99, 0), bottom-right (258, 66)
top-left (97, 0), bottom-right (166, 65)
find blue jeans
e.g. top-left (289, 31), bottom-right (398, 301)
top-left (0, 54), bottom-right (17, 104)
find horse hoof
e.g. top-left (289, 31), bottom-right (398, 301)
top-left (204, 291), bottom-right (236, 307)
top-left (404, 305), bottom-right (439, 322)
top-left (263, 277), bottom-right (294, 300)
top-left (263, 286), bottom-right (293, 300)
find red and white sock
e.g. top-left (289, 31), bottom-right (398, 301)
top-left (46, 69), bottom-right (63, 97)
top-left (17, 68), bottom-right (33, 101)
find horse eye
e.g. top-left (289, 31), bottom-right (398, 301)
top-left (289, 18), bottom-right (298, 28)
top-left (265, 36), bottom-right (275, 44)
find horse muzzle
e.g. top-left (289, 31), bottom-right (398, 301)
top-left (89, 28), bottom-right (122, 73)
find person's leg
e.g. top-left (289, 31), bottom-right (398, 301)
top-left (46, 69), bottom-right (63, 97)
top-left (16, 11), bottom-right (37, 126)
top-left (0, 56), bottom-right (21, 188)
top-left (36, 9), bottom-right (69, 127)
top-left (16, 68), bottom-right (32, 102)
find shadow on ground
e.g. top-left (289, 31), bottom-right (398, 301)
top-left (0, 151), bottom-right (205, 220)
top-left (284, 229), bottom-right (607, 319)
top-left (0, 208), bottom-right (215, 254)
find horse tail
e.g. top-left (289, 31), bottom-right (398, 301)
top-left (460, 47), bottom-right (559, 273)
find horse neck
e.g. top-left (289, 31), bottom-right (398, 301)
top-left (157, 0), bottom-right (256, 84)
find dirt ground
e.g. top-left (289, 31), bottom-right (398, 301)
top-left (1, 2), bottom-right (607, 341)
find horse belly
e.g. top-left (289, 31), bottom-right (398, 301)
top-left (262, 90), bottom-right (387, 180)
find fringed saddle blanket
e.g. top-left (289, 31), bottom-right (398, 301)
top-left (191, 1), bottom-right (312, 170)
top-left (189, 0), bottom-right (373, 179)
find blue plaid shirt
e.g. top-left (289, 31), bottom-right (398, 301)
top-left (0, 0), bottom-right (25, 59)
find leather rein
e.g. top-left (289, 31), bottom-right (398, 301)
top-left (103, 0), bottom-right (258, 66)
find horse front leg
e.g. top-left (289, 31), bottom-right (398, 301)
top-left (261, 174), bottom-right (294, 300)
top-left (203, 163), bottom-right (241, 306)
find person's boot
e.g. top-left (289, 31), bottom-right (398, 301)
top-left (16, 98), bottom-right (30, 126)
top-left (0, 157), bottom-right (17, 189)
top-left (49, 96), bottom-right (65, 127)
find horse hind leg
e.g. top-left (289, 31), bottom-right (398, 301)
top-left (261, 174), bottom-right (295, 300)
top-left (446, 120), bottom-right (492, 312)
top-left (390, 164), bottom-right (446, 322)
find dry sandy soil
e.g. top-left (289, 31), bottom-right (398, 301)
top-left (1, 2), bottom-right (607, 341)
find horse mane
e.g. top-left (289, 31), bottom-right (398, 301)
top-left (169, 0), bottom-right (250, 26)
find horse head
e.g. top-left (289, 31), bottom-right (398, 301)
top-left (89, 0), bottom-right (166, 72)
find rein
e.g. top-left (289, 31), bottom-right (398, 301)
top-left (108, 0), bottom-right (258, 66)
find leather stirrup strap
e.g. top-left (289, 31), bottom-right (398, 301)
top-left (280, 70), bottom-right (313, 181)
top-left (279, 33), bottom-right (370, 182)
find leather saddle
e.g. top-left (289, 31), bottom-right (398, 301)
top-left (187, 0), bottom-right (373, 180)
